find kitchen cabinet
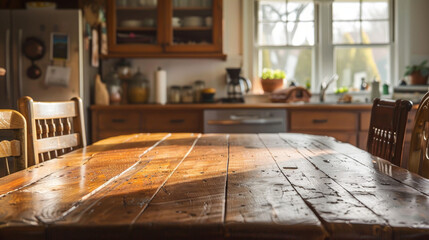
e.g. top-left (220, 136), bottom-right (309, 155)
top-left (288, 110), bottom-right (360, 146)
top-left (145, 110), bottom-right (202, 132)
top-left (91, 106), bottom-right (203, 142)
top-left (106, 0), bottom-right (225, 59)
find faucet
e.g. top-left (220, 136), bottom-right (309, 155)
top-left (319, 74), bottom-right (339, 103)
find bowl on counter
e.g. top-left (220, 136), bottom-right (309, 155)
top-left (201, 88), bottom-right (216, 103)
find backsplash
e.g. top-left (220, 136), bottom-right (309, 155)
top-left (102, 56), bottom-right (243, 102)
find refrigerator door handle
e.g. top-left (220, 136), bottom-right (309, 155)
top-left (17, 28), bottom-right (23, 98)
top-left (5, 28), bottom-right (11, 104)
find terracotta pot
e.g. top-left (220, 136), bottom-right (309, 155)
top-left (261, 78), bottom-right (284, 93)
top-left (410, 72), bottom-right (428, 85)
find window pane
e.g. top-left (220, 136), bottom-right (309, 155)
top-left (335, 47), bottom-right (390, 89)
top-left (362, 0), bottom-right (388, 20)
top-left (258, 0), bottom-right (287, 21)
top-left (287, 22), bottom-right (314, 45)
top-left (333, 1), bottom-right (360, 20)
top-left (259, 48), bottom-right (313, 86)
top-left (362, 21), bottom-right (389, 44)
top-left (287, 1), bottom-right (314, 21)
top-left (333, 22), bottom-right (361, 44)
top-left (258, 23), bottom-right (287, 45)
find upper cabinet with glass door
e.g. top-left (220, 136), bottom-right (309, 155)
top-left (106, 0), bottom-right (225, 59)
top-left (108, 0), bottom-right (163, 54)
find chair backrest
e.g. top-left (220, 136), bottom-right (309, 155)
top-left (18, 96), bottom-right (86, 166)
top-left (408, 92), bottom-right (429, 178)
top-left (367, 98), bottom-right (412, 166)
top-left (0, 110), bottom-right (27, 176)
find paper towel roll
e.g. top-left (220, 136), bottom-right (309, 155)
top-left (155, 67), bottom-right (167, 104)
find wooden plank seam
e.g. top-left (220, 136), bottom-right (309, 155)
top-left (279, 135), bottom-right (391, 231)
top-left (0, 134), bottom-right (145, 199)
top-left (130, 133), bottom-right (202, 225)
top-left (313, 137), bottom-right (429, 199)
top-left (56, 133), bottom-right (173, 223)
top-left (222, 134), bottom-right (230, 223)
top-left (257, 134), bottom-right (329, 233)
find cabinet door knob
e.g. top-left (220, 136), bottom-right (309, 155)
top-left (312, 119), bottom-right (328, 124)
top-left (170, 119), bottom-right (185, 124)
top-left (112, 119), bottom-right (126, 123)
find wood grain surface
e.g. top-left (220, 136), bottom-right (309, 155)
top-left (1, 133), bottom-right (429, 240)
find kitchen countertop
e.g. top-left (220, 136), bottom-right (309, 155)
top-left (90, 102), bottom-right (375, 110)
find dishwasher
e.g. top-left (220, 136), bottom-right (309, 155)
top-left (204, 109), bottom-right (287, 133)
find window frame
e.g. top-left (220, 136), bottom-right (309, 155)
top-left (244, 0), bottom-right (395, 94)
top-left (254, 0), bottom-right (317, 91)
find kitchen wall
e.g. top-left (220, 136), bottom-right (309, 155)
top-left (409, 0), bottom-right (429, 64)
top-left (395, 0), bottom-right (429, 82)
top-left (102, 0), bottom-right (243, 100)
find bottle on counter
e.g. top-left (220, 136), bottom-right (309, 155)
top-left (182, 85), bottom-right (194, 103)
top-left (169, 85), bottom-right (181, 104)
top-left (155, 67), bottom-right (167, 104)
top-left (193, 80), bottom-right (205, 103)
top-left (370, 78), bottom-right (380, 100)
top-left (360, 77), bottom-right (368, 91)
top-left (128, 68), bottom-right (149, 104)
top-left (105, 70), bottom-right (122, 105)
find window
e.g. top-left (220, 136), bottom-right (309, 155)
top-left (253, 0), bottom-right (392, 92)
top-left (255, 0), bottom-right (315, 87)
top-left (333, 0), bottom-right (391, 90)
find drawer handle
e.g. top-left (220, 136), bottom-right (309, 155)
top-left (208, 118), bottom-right (283, 125)
top-left (312, 119), bottom-right (328, 124)
top-left (111, 119), bottom-right (126, 123)
top-left (170, 119), bottom-right (185, 124)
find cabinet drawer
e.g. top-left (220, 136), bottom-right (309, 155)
top-left (146, 111), bottom-right (202, 132)
top-left (98, 111), bottom-right (141, 131)
top-left (290, 111), bottom-right (357, 131)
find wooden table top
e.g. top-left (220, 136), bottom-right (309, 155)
top-left (1, 133), bottom-right (429, 240)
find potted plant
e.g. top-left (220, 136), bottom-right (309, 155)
top-left (404, 60), bottom-right (429, 85)
top-left (260, 68), bottom-right (285, 93)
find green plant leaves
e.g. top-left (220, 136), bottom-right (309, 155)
top-left (261, 68), bottom-right (286, 80)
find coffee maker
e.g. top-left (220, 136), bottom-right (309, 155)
top-left (225, 68), bottom-right (252, 103)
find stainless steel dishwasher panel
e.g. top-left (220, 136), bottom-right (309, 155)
top-left (204, 109), bottom-right (287, 133)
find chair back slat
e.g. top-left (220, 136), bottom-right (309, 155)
top-left (18, 96), bottom-right (86, 166)
top-left (0, 110), bottom-right (27, 176)
top-left (367, 98), bottom-right (412, 166)
top-left (409, 92), bottom-right (429, 177)
top-left (33, 101), bottom-right (77, 119)
top-left (36, 134), bottom-right (80, 154)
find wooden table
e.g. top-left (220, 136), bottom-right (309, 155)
top-left (1, 133), bottom-right (429, 240)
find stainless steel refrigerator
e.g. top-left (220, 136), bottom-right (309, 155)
top-left (0, 9), bottom-right (91, 110)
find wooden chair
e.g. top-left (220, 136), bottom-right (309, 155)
top-left (18, 96), bottom-right (86, 166)
top-left (367, 98), bottom-right (412, 166)
top-left (0, 110), bottom-right (27, 176)
top-left (408, 92), bottom-right (429, 178)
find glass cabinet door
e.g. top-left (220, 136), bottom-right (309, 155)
top-left (106, 0), bottom-right (224, 57)
top-left (165, 0), bottom-right (222, 54)
top-left (108, 0), bottom-right (163, 54)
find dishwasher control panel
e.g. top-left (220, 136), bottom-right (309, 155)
top-left (204, 109), bottom-right (287, 133)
